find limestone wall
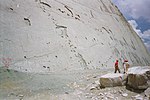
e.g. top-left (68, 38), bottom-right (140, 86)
top-left (0, 0), bottom-right (150, 72)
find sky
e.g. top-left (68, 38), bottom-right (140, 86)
top-left (112, 0), bottom-right (150, 53)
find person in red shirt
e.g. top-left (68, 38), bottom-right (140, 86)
top-left (114, 60), bottom-right (120, 73)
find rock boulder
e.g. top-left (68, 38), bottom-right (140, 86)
top-left (100, 73), bottom-right (127, 88)
top-left (126, 66), bottom-right (150, 90)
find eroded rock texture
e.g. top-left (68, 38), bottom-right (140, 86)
top-left (127, 66), bottom-right (150, 90)
top-left (0, 0), bottom-right (150, 73)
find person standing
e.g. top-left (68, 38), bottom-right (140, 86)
top-left (125, 60), bottom-right (130, 74)
top-left (122, 60), bottom-right (130, 74)
top-left (114, 60), bottom-right (120, 73)
top-left (122, 60), bottom-right (126, 74)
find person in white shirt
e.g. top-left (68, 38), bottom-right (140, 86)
top-left (123, 60), bottom-right (130, 74)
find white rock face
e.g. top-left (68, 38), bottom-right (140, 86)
top-left (100, 73), bottom-right (127, 87)
top-left (0, 0), bottom-right (150, 73)
top-left (128, 66), bottom-right (150, 74)
top-left (127, 66), bottom-right (150, 90)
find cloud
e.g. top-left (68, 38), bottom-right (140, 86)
top-left (143, 30), bottom-right (150, 50)
top-left (128, 20), bottom-right (142, 36)
top-left (112, 0), bottom-right (150, 52)
top-left (112, 0), bottom-right (150, 22)
top-left (143, 29), bottom-right (150, 37)
top-left (128, 20), bottom-right (150, 52)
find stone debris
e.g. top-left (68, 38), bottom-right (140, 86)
top-left (18, 94), bottom-right (24, 97)
top-left (72, 82), bottom-right (79, 88)
top-left (122, 93), bottom-right (128, 97)
top-left (106, 93), bottom-right (114, 99)
top-left (144, 87), bottom-right (150, 99)
top-left (90, 80), bottom-right (101, 90)
top-left (89, 86), bottom-right (97, 90)
top-left (132, 94), bottom-right (144, 100)
top-left (118, 90), bottom-right (123, 94)
top-left (95, 80), bottom-right (100, 85)
top-left (86, 83), bottom-right (100, 91)
top-left (98, 93), bottom-right (104, 96)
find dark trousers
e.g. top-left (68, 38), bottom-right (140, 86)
top-left (114, 67), bottom-right (121, 73)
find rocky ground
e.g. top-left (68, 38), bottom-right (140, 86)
top-left (0, 67), bottom-right (149, 100)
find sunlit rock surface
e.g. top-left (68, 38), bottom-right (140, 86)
top-left (0, 0), bottom-right (150, 73)
top-left (1, 0), bottom-right (150, 99)
top-left (100, 73), bottom-right (127, 87)
top-left (145, 87), bottom-right (150, 99)
top-left (127, 66), bottom-right (150, 90)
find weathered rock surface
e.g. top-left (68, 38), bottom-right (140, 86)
top-left (85, 80), bottom-right (100, 90)
top-left (144, 87), bottom-right (150, 99)
top-left (0, 0), bottom-right (150, 73)
top-left (100, 73), bottom-right (127, 88)
top-left (127, 66), bottom-right (150, 90)
top-left (0, 0), bottom-right (150, 99)
top-left (132, 94), bottom-right (144, 100)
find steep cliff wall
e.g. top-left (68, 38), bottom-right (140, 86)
top-left (0, 0), bottom-right (150, 72)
